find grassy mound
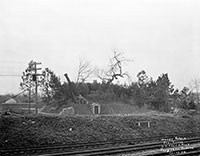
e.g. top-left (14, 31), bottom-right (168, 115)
top-left (41, 101), bottom-right (149, 115)
top-left (1, 114), bottom-right (200, 149)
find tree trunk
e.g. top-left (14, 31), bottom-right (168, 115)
top-left (64, 73), bottom-right (77, 103)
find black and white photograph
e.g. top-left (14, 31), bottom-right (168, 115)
top-left (0, 0), bottom-right (200, 155)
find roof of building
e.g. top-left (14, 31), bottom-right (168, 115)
top-left (5, 98), bottom-right (17, 104)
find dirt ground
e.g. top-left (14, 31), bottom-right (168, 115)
top-left (1, 111), bottom-right (200, 149)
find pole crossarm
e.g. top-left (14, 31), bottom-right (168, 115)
top-left (27, 60), bottom-right (42, 115)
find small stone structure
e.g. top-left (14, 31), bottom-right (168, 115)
top-left (59, 107), bottom-right (75, 116)
top-left (92, 103), bottom-right (101, 115)
top-left (136, 121), bottom-right (151, 127)
top-left (77, 95), bottom-right (88, 104)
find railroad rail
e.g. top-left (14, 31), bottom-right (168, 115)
top-left (147, 146), bottom-right (200, 156)
top-left (1, 132), bottom-right (200, 156)
top-left (39, 137), bottom-right (200, 156)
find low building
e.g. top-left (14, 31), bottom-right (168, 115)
top-left (1, 98), bottom-right (36, 114)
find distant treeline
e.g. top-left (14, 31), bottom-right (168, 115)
top-left (1, 69), bottom-right (196, 113)
top-left (34, 69), bottom-right (198, 112)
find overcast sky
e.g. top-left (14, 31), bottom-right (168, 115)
top-left (0, 0), bottom-right (200, 94)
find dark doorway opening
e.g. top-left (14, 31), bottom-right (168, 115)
top-left (94, 105), bottom-right (99, 114)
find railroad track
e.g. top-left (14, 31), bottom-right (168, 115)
top-left (1, 132), bottom-right (200, 156)
top-left (147, 146), bottom-right (200, 156)
top-left (39, 137), bottom-right (200, 156)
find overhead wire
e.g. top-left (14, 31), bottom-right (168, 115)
top-left (0, 88), bottom-right (28, 104)
top-left (0, 74), bottom-right (22, 77)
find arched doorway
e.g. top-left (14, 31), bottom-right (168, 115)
top-left (92, 103), bottom-right (100, 115)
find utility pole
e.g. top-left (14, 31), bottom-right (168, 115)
top-left (28, 86), bottom-right (31, 114)
top-left (29, 61), bottom-right (41, 115)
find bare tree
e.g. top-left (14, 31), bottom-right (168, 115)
top-left (96, 51), bottom-right (132, 84)
top-left (75, 58), bottom-right (95, 88)
top-left (64, 58), bottom-right (95, 103)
